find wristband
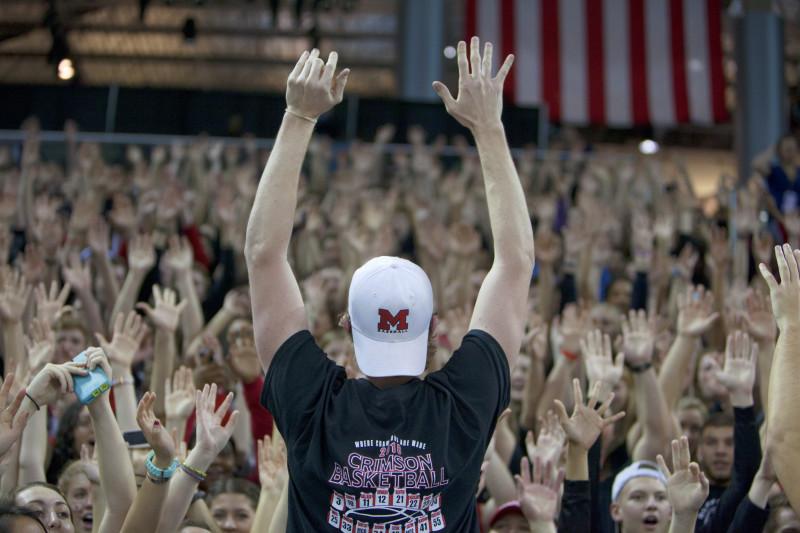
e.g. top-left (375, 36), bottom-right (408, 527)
top-left (561, 349), bottom-right (579, 361)
top-left (180, 462), bottom-right (207, 482)
top-left (145, 451), bottom-right (179, 482)
top-left (625, 361), bottom-right (652, 374)
top-left (24, 392), bottom-right (40, 411)
top-left (285, 108), bottom-right (318, 124)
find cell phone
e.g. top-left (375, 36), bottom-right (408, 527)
top-left (122, 430), bottom-right (149, 449)
top-left (71, 352), bottom-right (111, 405)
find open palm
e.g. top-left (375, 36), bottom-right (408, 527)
top-left (515, 456), bottom-right (564, 524)
top-left (136, 286), bottom-right (186, 333)
top-left (657, 437), bottom-right (709, 515)
top-left (554, 379), bottom-right (625, 450)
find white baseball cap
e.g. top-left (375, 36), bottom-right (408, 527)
top-left (611, 461), bottom-right (667, 501)
top-left (347, 256), bottom-right (434, 377)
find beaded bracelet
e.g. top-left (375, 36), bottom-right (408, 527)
top-left (180, 462), bottom-right (207, 482)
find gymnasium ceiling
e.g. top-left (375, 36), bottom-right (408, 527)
top-left (0, 0), bottom-right (399, 95)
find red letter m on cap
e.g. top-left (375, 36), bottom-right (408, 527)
top-left (377, 309), bottom-right (409, 333)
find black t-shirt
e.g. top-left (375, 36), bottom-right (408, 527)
top-left (262, 329), bottom-right (510, 533)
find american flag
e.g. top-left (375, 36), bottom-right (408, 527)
top-left (465, 0), bottom-right (728, 126)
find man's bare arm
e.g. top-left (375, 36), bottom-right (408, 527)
top-left (245, 49), bottom-right (349, 370)
top-left (760, 245), bottom-right (800, 511)
top-left (433, 37), bottom-right (534, 366)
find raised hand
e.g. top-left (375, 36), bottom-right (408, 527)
top-left (526, 410), bottom-right (566, 468)
top-left (24, 318), bottom-right (55, 374)
top-left (136, 392), bottom-right (175, 468)
top-left (26, 361), bottom-right (90, 407)
top-left (95, 311), bottom-right (148, 370)
top-left (222, 289), bottom-right (251, 318)
top-left (286, 49), bottom-right (349, 120)
top-left (674, 245), bottom-right (699, 281)
top-left (20, 243), bottom-right (45, 284)
top-left (257, 435), bottom-right (288, 494)
top-left (162, 234), bottom-right (193, 274)
top-left (0, 374), bottom-right (30, 461)
top-left (676, 285), bottom-right (719, 338)
top-left (79, 443), bottom-right (100, 485)
top-left (656, 436), bottom-right (709, 517)
top-left (741, 289), bottom-right (777, 343)
top-left (716, 331), bottom-right (757, 407)
top-left (621, 310), bottom-right (655, 367)
top-left (33, 280), bottom-right (69, 327)
top-left (582, 329), bottom-right (624, 388)
top-left (136, 286), bottom-right (187, 333)
top-left (165, 366), bottom-right (195, 423)
top-left (127, 234), bottom-right (156, 274)
top-left (557, 303), bottom-right (591, 356)
top-left (0, 269), bottom-right (32, 324)
top-left (87, 217), bottom-right (111, 255)
top-left (228, 329), bottom-right (262, 384)
top-left (432, 37), bottom-right (514, 132)
top-left (759, 244), bottom-right (800, 330)
top-left (62, 254), bottom-right (92, 294)
top-left (534, 228), bottom-right (561, 266)
top-left (515, 456), bottom-right (565, 525)
top-left (554, 379), bottom-right (625, 451)
top-left (83, 346), bottom-right (112, 380)
top-left (193, 383), bottom-right (239, 459)
top-left (522, 313), bottom-right (548, 362)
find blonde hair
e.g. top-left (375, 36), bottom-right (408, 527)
top-left (56, 461), bottom-right (88, 495)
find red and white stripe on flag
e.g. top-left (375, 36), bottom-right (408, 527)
top-left (465, 0), bottom-right (727, 127)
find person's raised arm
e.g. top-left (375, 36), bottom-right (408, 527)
top-left (156, 383), bottom-right (239, 533)
top-left (739, 289), bottom-right (777, 412)
top-left (432, 37), bottom-right (534, 365)
top-left (137, 286), bottom-right (185, 418)
top-left (95, 311), bottom-right (148, 432)
top-left (251, 436), bottom-right (288, 533)
top-left (759, 244), bottom-right (800, 511)
top-left (62, 254), bottom-right (105, 341)
top-left (245, 49), bottom-right (348, 370)
top-left (704, 331), bottom-right (762, 533)
top-left (83, 347), bottom-right (137, 533)
top-left (110, 234), bottom-right (155, 331)
top-left (622, 310), bottom-right (677, 461)
top-left (658, 436), bottom-right (710, 533)
top-left (88, 218), bottom-right (119, 309)
top-left (164, 366), bottom-right (195, 445)
top-left (163, 235), bottom-right (204, 342)
top-left (726, 450), bottom-right (775, 533)
top-left (659, 286), bottom-right (718, 410)
top-left (119, 391), bottom-right (177, 533)
top-left (515, 456), bottom-right (564, 533)
top-left (0, 269), bottom-right (32, 377)
top-left (554, 380), bottom-right (621, 533)
top-left (0, 375), bottom-right (29, 466)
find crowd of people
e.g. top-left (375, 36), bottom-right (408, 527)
top-left (0, 38), bottom-right (798, 533)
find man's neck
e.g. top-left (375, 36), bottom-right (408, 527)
top-left (367, 376), bottom-right (415, 389)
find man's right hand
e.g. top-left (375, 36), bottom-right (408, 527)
top-left (286, 49), bottom-right (349, 120)
top-left (432, 37), bottom-right (513, 133)
top-left (760, 244), bottom-right (800, 330)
